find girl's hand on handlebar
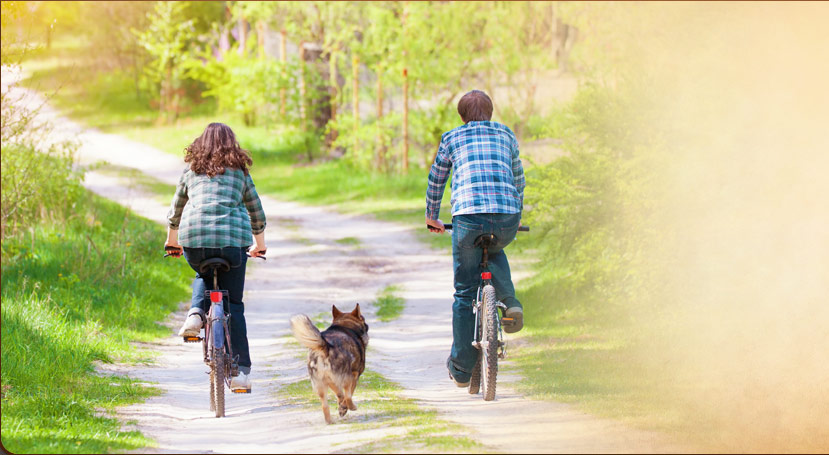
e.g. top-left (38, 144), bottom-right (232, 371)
top-left (164, 243), bottom-right (182, 258)
top-left (426, 217), bottom-right (445, 234)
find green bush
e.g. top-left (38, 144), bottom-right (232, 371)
top-left (0, 132), bottom-right (83, 239)
top-left (523, 83), bottom-right (665, 308)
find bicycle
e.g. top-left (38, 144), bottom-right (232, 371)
top-left (426, 222), bottom-right (529, 401)
top-left (164, 246), bottom-right (264, 417)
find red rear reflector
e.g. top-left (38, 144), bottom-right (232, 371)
top-left (210, 291), bottom-right (223, 303)
top-left (481, 272), bottom-right (492, 280)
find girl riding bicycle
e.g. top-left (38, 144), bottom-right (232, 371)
top-left (164, 122), bottom-right (267, 392)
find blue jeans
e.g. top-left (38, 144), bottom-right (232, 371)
top-left (448, 213), bottom-right (521, 383)
top-left (183, 247), bottom-right (251, 373)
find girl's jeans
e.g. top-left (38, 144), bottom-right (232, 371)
top-left (183, 247), bottom-right (251, 374)
top-left (448, 213), bottom-right (522, 383)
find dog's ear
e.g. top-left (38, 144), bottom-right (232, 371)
top-left (351, 303), bottom-right (361, 317)
top-left (332, 305), bottom-right (342, 318)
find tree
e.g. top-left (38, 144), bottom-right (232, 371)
top-left (134, 2), bottom-right (196, 124)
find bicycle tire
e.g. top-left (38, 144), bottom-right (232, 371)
top-left (481, 285), bottom-right (498, 401)
top-left (214, 353), bottom-right (225, 417)
top-left (469, 350), bottom-right (482, 394)
top-left (209, 356), bottom-right (216, 412)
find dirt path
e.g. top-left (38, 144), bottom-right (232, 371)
top-left (9, 71), bottom-right (678, 453)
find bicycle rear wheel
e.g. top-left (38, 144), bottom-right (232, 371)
top-left (213, 353), bottom-right (225, 417)
top-left (469, 350), bottom-right (482, 394)
top-left (481, 285), bottom-right (498, 401)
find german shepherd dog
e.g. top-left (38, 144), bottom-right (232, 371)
top-left (290, 304), bottom-right (369, 424)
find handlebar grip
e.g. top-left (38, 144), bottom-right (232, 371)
top-left (518, 226), bottom-right (530, 232)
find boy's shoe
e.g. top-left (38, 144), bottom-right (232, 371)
top-left (178, 309), bottom-right (204, 337)
top-left (447, 357), bottom-right (470, 387)
top-left (449, 371), bottom-right (470, 388)
top-left (502, 307), bottom-right (523, 334)
top-left (230, 372), bottom-right (251, 393)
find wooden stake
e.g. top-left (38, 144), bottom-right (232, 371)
top-left (280, 29), bottom-right (287, 116)
top-left (352, 54), bottom-right (360, 154)
top-left (376, 65), bottom-right (385, 171)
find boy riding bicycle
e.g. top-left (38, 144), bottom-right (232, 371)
top-left (425, 90), bottom-right (525, 387)
top-left (165, 122), bottom-right (267, 393)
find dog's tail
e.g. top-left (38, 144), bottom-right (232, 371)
top-left (290, 314), bottom-right (327, 352)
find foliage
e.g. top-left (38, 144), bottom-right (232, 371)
top-left (1, 4), bottom-right (84, 239)
top-left (133, 1), bottom-right (196, 123)
top-left (184, 44), bottom-right (291, 127)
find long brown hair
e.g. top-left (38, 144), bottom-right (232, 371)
top-left (184, 123), bottom-right (252, 177)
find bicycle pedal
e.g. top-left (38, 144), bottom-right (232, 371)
top-left (183, 336), bottom-right (202, 343)
top-left (231, 388), bottom-right (251, 394)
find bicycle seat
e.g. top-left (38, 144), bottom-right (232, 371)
top-left (474, 233), bottom-right (498, 249)
top-left (199, 257), bottom-right (231, 274)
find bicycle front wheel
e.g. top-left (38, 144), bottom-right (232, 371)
top-left (481, 285), bottom-right (499, 401)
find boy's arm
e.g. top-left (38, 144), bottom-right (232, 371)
top-left (512, 136), bottom-right (525, 213)
top-left (426, 138), bottom-right (452, 221)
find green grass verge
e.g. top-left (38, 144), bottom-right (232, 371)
top-left (1, 191), bottom-right (192, 454)
top-left (506, 269), bottom-right (689, 434)
top-left (373, 285), bottom-right (406, 322)
top-left (279, 369), bottom-right (485, 453)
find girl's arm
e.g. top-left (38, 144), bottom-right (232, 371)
top-left (243, 174), bottom-right (267, 257)
top-left (249, 232), bottom-right (266, 258)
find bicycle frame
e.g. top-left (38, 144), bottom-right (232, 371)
top-left (202, 275), bottom-right (236, 380)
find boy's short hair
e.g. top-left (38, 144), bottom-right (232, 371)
top-left (457, 90), bottom-right (493, 123)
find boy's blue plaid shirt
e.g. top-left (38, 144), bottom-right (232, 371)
top-left (426, 121), bottom-right (525, 220)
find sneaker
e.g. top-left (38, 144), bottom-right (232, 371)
top-left (178, 310), bottom-right (204, 337)
top-left (502, 307), bottom-right (524, 334)
top-left (230, 372), bottom-right (251, 393)
top-left (446, 358), bottom-right (470, 387)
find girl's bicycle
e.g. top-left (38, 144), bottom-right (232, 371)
top-left (165, 246), bottom-right (262, 417)
top-left (427, 223), bottom-right (529, 401)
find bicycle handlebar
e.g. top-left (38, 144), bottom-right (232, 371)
top-left (163, 246), bottom-right (267, 260)
top-left (427, 224), bottom-right (529, 232)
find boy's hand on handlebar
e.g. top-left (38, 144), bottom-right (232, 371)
top-left (426, 217), bottom-right (445, 234)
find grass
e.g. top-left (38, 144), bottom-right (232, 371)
top-left (279, 369), bottom-right (485, 453)
top-left (0, 191), bottom-right (192, 453)
top-left (373, 285), bottom-right (406, 322)
top-left (505, 269), bottom-right (691, 435)
top-left (335, 236), bottom-right (362, 246)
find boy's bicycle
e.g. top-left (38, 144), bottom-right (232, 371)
top-left (427, 223), bottom-right (529, 401)
top-left (165, 246), bottom-right (262, 417)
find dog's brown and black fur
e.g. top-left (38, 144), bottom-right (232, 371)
top-left (290, 304), bottom-right (369, 424)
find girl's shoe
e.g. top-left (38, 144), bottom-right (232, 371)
top-left (230, 372), bottom-right (251, 393)
top-left (178, 309), bottom-right (204, 337)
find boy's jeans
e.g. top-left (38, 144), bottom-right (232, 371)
top-left (183, 247), bottom-right (251, 374)
top-left (448, 213), bottom-right (521, 383)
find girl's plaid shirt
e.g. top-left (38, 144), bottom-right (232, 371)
top-left (167, 168), bottom-right (266, 248)
top-left (426, 121), bottom-right (525, 220)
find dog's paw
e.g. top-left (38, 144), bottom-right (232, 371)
top-left (348, 402), bottom-right (357, 411)
top-left (338, 405), bottom-right (348, 417)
